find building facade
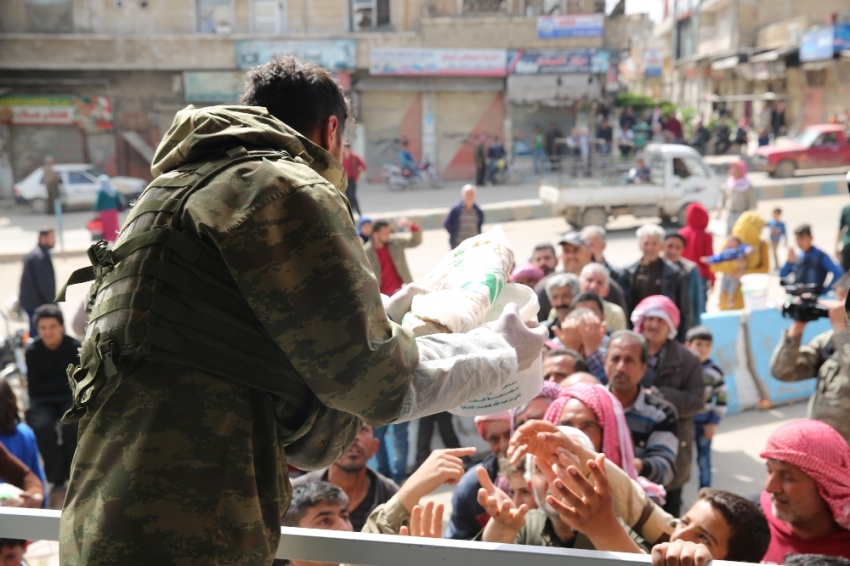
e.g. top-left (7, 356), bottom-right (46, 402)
top-left (0, 0), bottom-right (625, 194)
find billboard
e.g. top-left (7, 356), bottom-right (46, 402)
top-left (800, 27), bottom-right (834, 62)
top-left (0, 95), bottom-right (113, 132)
top-left (370, 48), bottom-right (508, 77)
top-left (235, 39), bottom-right (357, 71)
top-left (834, 22), bottom-right (850, 52)
top-left (507, 49), bottom-right (610, 74)
top-left (537, 14), bottom-right (604, 38)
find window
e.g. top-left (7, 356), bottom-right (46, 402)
top-left (253, 0), bottom-right (286, 33)
top-left (67, 171), bottom-right (96, 184)
top-left (815, 133), bottom-right (838, 146)
top-left (198, 0), bottom-right (235, 33)
top-left (524, 0), bottom-right (563, 16)
top-left (351, 0), bottom-right (390, 30)
top-left (682, 157), bottom-right (708, 177)
top-left (672, 158), bottom-right (691, 179)
top-left (463, 0), bottom-right (507, 13)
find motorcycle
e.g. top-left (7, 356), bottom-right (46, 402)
top-left (490, 157), bottom-right (523, 185)
top-left (0, 296), bottom-right (29, 411)
top-left (382, 161), bottom-right (443, 191)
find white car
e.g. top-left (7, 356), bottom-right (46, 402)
top-left (13, 164), bottom-right (147, 214)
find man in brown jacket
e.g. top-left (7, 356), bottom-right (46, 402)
top-left (363, 218), bottom-right (422, 296)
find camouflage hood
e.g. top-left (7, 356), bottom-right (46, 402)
top-left (151, 105), bottom-right (346, 191)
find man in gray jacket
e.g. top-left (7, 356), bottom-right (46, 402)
top-left (364, 218), bottom-right (423, 296)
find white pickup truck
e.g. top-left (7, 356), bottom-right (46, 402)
top-left (539, 144), bottom-right (723, 228)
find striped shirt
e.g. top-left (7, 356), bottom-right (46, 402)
top-left (618, 388), bottom-right (679, 487)
top-left (456, 207), bottom-right (480, 245)
top-left (693, 359), bottom-right (728, 425)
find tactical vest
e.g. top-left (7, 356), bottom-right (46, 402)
top-left (57, 146), bottom-right (334, 450)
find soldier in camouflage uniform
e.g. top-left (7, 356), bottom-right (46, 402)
top-left (58, 56), bottom-right (546, 565)
top-left (770, 272), bottom-right (850, 443)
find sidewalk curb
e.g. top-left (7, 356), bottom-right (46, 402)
top-left (0, 175), bottom-right (844, 262)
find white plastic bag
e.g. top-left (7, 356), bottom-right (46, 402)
top-left (402, 226), bottom-right (514, 335)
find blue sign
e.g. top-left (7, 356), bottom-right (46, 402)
top-left (644, 48), bottom-right (663, 77)
top-left (800, 27), bottom-right (834, 62)
top-left (537, 14), bottom-right (603, 39)
top-left (507, 49), bottom-right (609, 75)
top-left (835, 22), bottom-right (850, 52)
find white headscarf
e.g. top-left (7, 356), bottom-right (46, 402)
top-left (98, 175), bottom-right (116, 197)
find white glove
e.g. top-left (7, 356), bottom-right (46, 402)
top-left (488, 303), bottom-right (548, 371)
top-left (384, 284), bottom-right (431, 323)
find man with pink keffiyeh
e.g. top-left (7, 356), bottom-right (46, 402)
top-left (759, 419), bottom-right (850, 563)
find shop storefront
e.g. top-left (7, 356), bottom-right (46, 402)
top-left (361, 48), bottom-right (507, 181)
top-left (0, 95), bottom-right (115, 196)
top-left (505, 49), bottom-right (609, 156)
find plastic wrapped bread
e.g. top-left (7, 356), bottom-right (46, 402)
top-left (402, 226), bottom-right (514, 335)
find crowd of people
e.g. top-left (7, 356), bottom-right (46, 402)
top-left (274, 180), bottom-right (850, 564)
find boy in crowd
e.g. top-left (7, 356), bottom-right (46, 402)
top-left (768, 207), bottom-right (787, 270)
top-left (685, 326), bottom-right (727, 489)
top-left (0, 540), bottom-right (26, 566)
top-left (781, 224), bottom-right (844, 296)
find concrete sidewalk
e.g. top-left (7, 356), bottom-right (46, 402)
top-left (0, 172), bottom-right (845, 261)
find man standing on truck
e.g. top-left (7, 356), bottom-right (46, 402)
top-left (58, 56), bottom-right (547, 566)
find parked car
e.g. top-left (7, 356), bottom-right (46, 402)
top-left (13, 164), bottom-right (147, 214)
top-left (754, 124), bottom-right (850, 178)
top-left (540, 144), bottom-right (722, 229)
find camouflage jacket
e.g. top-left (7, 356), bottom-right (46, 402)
top-left (770, 329), bottom-right (850, 443)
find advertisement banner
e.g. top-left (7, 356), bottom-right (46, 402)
top-left (236, 39), bottom-right (357, 71)
top-left (537, 14), bottom-right (604, 38)
top-left (0, 95), bottom-right (113, 132)
top-left (644, 48), bottom-right (663, 77)
top-left (370, 48), bottom-right (508, 77)
top-left (800, 27), bottom-right (834, 62)
top-left (507, 49), bottom-right (609, 74)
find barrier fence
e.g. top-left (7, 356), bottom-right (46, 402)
top-left (0, 507), bottom-right (750, 565)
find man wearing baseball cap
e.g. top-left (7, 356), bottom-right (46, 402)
top-left (537, 232), bottom-right (627, 321)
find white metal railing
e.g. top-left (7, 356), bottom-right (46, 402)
top-left (0, 508), bottom-right (749, 565)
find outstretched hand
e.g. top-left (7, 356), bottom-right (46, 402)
top-left (399, 501), bottom-right (444, 539)
top-left (397, 447), bottom-right (476, 513)
top-left (508, 420), bottom-right (597, 475)
top-left (651, 540), bottom-right (713, 566)
top-left (385, 283), bottom-right (431, 323)
top-left (476, 466), bottom-right (528, 535)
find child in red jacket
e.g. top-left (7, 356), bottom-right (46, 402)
top-left (679, 202), bottom-right (715, 296)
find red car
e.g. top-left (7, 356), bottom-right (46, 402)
top-left (754, 124), bottom-right (850, 178)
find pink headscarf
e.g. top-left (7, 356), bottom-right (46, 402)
top-left (544, 383), bottom-right (666, 504)
top-left (630, 295), bottom-right (680, 341)
top-left (760, 419), bottom-right (850, 530)
top-left (510, 380), bottom-right (561, 434)
top-left (510, 263), bottom-right (545, 285)
top-left (474, 411), bottom-right (512, 441)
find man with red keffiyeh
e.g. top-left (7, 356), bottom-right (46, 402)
top-left (759, 419), bottom-right (850, 563)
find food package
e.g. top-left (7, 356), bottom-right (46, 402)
top-left (402, 226), bottom-right (514, 335)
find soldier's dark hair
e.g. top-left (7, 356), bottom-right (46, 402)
top-left (695, 488), bottom-right (769, 563)
top-left (33, 303), bottom-right (63, 327)
top-left (372, 220), bottom-right (391, 233)
top-left (784, 555), bottom-right (850, 566)
top-left (793, 224), bottom-right (812, 237)
top-left (608, 330), bottom-right (648, 364)
top-left (685, 325), bottom-right (713, 343)
top-left (282, 481), bottom-right (349, 527)
top-left (0, 378), bottom-right (20, 436)
top-left (241, 55), bottom-right (349, 139)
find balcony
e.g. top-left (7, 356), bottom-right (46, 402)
top-left (0, 507), bottom-right (756, 566)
